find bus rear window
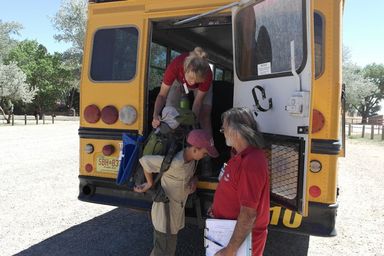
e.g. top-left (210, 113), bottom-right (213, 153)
top-left (235, 0), bottom-right (305, 80)
top-left (90, 27), bottom-right (138, 82)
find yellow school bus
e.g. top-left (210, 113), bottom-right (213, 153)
top-left (79, 0), bottom-right (344, 236)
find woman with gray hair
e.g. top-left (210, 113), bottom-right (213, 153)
top-left (212, 107), bottom-right (270, 256)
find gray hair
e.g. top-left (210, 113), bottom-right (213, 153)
top-left (221, 107), bottom-right (265, 149)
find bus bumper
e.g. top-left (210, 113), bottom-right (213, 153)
top-left (269, 202), bottom-right (338, 237)
top-left (78, 175), bottom-right (152, 211)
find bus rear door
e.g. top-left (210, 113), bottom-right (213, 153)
top-left (232, 0), bottom-right (313, 216)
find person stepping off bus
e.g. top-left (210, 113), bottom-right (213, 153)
top-left (134, 129), bottom-right (218, 256)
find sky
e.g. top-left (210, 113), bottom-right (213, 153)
top-left (0, 0), bottom-right (71, 53)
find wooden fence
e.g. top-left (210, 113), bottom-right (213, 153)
top-left (346, 123), bottom-right (384, 141)
top-left (1, 114), bottom-right (79, 125)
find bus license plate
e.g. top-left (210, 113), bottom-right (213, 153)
top-left (96, 155), bottom-right (120, 173)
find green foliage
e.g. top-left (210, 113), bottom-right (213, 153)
top-left (363, 63), bottom-right (384, 96)
top-left (148, 43), bottom-right (167, 90)
top-left (343, 45), bottom-right (384, 122)
top-left (5, 40), bottom-right (73, 113)
top-left (51, 0), bottom-right (87, 110)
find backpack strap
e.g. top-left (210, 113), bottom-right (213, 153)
top-left (152, 136), bottom-right (179, 186)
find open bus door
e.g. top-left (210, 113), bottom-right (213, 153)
top-left (232, 0), bottom-right (313, 216)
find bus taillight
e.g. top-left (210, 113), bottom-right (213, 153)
top-left (85, 144), bottom-right (94, 154)
top-left (102, 145), bottom-right (115, 156)
top-left (85, 164), bottom-right (93, 173)
top-left (309, 185), bottom-right (321, 198)
top-left (119, 105), bottom-right (137, 125)
top-left (312, 109), bottom-right (325, 133)
top-left (84, 104), bottom-right (101, 123)
top-left (101, 105), bottom-right (119, 124)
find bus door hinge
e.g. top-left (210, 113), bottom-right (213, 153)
top-left (297, 126), bottom-right (308, 134)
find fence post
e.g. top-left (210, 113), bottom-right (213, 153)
top-left (11, 114), bottom-right (14, 126)
top-left (25, 114), bottom-right (27, 125)
top-left (362, 125), bottom-right (365, 138)
top-left (35, 115), bottom-right (38, 125)
top-left (52, 115), bottom-right (55, 124)
top-left (348, 123), bottom-right (351, 136)
top-left (370, 125), bottom-right (374, 140)
top-left (43, 114), bottom-right (45, 124)
top-left (382, 126), bottom-right (384, 141)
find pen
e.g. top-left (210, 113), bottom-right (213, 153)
top-left (204, 235), bottom-right (224, 247)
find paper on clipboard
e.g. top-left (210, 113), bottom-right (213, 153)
top-left (204, 219), bottom-right (252, 256)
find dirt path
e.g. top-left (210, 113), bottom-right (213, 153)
top-left (0, 122), bottom-right (383, 255)
top-left (308, 138), bottom-right (384, 255)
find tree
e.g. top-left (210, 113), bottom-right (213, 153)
top-left (343, 46), bottom-right (384, 123)
top-left (0, 62), bottom-right (37, 122)
top-left (5, 40), bottom-right (72, 117)
top-left (51, 0), bottom-right (87, 111)
top-left (343, 64), bottom-right (379, 123)
top-left (0, 20), bottom-right (22, 62)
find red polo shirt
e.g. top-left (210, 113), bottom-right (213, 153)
top-left (212, 146), bottom-right (270, 256)
top-left (162, 52), bottom-right (212, 92)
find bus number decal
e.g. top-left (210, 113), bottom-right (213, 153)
top-left (270, 206), bottom-right (302, 228)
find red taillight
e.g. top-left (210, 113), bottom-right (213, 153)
top-left (312, 109), bottom-right (325, 133)
top-left (102, 144), bottom-right (115, 156)
top-left (85, 164), bottom-right (93, 173)
top-left (101, 105), bottom-right (118, 124)
top-left (309, 185), bottom-right (321, 198)
top-left (84, 104), bottom-right (101, 123)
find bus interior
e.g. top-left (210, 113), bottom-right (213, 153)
top-left (146, 14), bottom-right (234, 178)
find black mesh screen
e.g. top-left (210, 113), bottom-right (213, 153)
top-left (263, 134), bottom-right (305, 212)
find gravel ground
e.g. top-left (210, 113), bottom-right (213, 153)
top-left (0, 121), bottom-right (383, 255)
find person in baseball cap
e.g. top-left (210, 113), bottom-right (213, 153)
top-left (187, 129), bottom-right (219, 158)
top-left (134, 129), bottom-right (218, 256)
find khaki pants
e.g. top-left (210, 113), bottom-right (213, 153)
top-left (150, 229), bottom-right (178, 256)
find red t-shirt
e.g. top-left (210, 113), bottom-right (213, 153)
top-left (212, 146), bottom-right (270, 256)
top-left (162, 52), bottom-right (213, 92)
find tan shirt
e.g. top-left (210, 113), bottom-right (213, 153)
top-left (139, 150), bottom-right (196, 234)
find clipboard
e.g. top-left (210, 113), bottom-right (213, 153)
top-left (204, 219), bottom-right (252, 256)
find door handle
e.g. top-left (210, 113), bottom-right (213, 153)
top-left (252, 85), bottom-right (273, 114)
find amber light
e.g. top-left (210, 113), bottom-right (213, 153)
top-left (312, 109), bottom-right (325, 133)
top-left (84, 104), bottom-right (101, 123)
top-left (85, 164), bottom-right (93, 173)
top-left (102, 145), bottom-right (115, 156)
top-left (101, 105), bottom-right (119, 124)
top-left (309, 185), bottom-right (321, 198)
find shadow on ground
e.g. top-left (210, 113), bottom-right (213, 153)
top-left (15, 208), bottom-right (309, 256)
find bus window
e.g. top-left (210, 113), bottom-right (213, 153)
top-left (148, 43), bottom-right (167, 90)
top-left (314, 12), bottom-right (324, 79)
top-left (215, 67), bottom-right (224, 80)
top-left (90, 27), bottom-right (138, 81)
top-left (170, 49), bottom-right (180, 62)
top-left (224, 70), bottom-right (233, 82)
top-left (235, 0), bottom-right (305, 80)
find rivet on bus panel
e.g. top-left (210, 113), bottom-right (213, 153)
top-left (85, 144), bottom-right (94, 154)
top-left (102, 145), bottom-right (115, 156)
top-left (312, 109), bottom-right (325, 133)
top-left (310, 160), bottom-right (322, 173)
top-left (309, 185), bottom-right (321, 198)
top-left (85, 164), bottom-right (93, 173)
top-left (84, 104), bottom-right (101, 123)
top-left (101, 105), bottom-right (119, 124)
